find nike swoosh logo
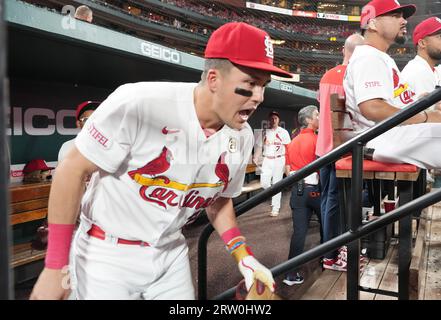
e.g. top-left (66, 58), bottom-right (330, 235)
top-left (162, 126), bottom-right (180, 134)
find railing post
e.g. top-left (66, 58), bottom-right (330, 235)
top-left (197, 224), bottom-right (214, 300)
top-left (397, 180), bottom-right (413, 300)
top-left (0, 0), bottom-right (13, 300)
top-left (347, 142), bottom-right (363, 300)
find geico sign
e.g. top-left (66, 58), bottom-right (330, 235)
top-left (140, 42), bottom-right (181, 64)
top-left (6, 107), bottom-right (79, 136)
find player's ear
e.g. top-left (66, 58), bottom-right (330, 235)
top-left (417, 38), bottom-right (426, 50)
top-left (368, 18), bottom-right (377, 31)
top-left (206, 68), bottom-right (220, 92)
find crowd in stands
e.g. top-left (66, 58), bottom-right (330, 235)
top-left (20, 0), bottom-right (416, 90)
top-left (162, 0), bottom-right (358, 39)
top-left (97, 0), bottom-right (413, 59)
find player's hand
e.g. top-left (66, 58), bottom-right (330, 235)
top-left (30, 267), bottom-right (71, 300)
top-left (238, 256), bottom-right (275, 292)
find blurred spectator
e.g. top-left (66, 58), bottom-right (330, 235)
top-left (58, 101), bottom-right (100, 163)
top-left (75, 5), bottom-right (93, 23)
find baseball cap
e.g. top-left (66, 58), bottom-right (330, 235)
top-left (23, 159), bottom-right (54, 174)
top-left (269, 111), bottom-right (280, 118)
top-left (76, 101), bottom-right (101, 120)
top-left (204, 22), bottom-right (292, 78)
top-left (360, 0), bottom-right (416, 28)
top-left (413, 17), bottom-right (441, 46)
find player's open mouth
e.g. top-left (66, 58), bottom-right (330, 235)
top-left (238, 109), bottom-right (253, 121)
top-left (400, 28), bottom-right (407, 34)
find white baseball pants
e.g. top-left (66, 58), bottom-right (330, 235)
top-left (367, 123), bottom-right (441, 169)
top-left (260, 156), bottom-right (285, 211)
top-left (69, 222), bottom-right (194, 300)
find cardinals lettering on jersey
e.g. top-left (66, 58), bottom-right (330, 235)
top-left (128, 147), bottom-right (230, 211)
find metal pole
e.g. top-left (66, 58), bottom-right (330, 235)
top-left (347, 143), bottom-right (363, 300)
top-left (0, 0), bottom-right (13, 300)
top-left (397, 181), bottom-right (413, 300)
top-left (197, 223), bottom-right (213, 300)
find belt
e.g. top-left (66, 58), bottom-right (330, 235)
top-left (294, 180), bottom-right (318, 187)
top-left (87, 224), bottom-right (150, 247)
top-left (264, 155), bottom-right (284, 159)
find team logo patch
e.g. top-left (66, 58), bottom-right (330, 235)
top-left (264, 36), bottom-right (274, 59)
top-left (436, 18), bottom-right (441, 24)
top-left (228, 137), bottom-right (238, 153)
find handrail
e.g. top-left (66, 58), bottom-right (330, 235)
top-left (214, 188), bottom-right (441, 300)
top-left (198, 87), bottom-right (441, 300)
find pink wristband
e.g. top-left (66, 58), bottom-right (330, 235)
top-left (44, 223), bottom-right (75, 269)
top-left (221, 227), bottom-right (242, 244)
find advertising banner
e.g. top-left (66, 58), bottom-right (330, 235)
top-left (8, 79), bottom-right (113, 181)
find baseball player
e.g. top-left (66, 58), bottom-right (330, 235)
top-left (401, 17), bottom-right (441, 110)
top-left (30, 22), bottom-right (292, 300)
top-left (253, 111), bottom-right (290, 217)
top-left (344, 0), bottom-right (441, 169)
top-left (58, 101), bottom-right (100, 163)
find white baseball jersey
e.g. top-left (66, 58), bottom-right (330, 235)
top-left (401, 55), bottom-right (441, 106)
top-left (256, 126), bottom-right (291, 157)
top-left (344, 45), bottom-right (416, 133)
top-left (75, 82), bottom-right (253, 247)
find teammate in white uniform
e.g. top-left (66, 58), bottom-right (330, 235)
top-left (58, 101), bottom-right (100, 163)
top-left (401, 17), bottom-right (441, 109)
top-left (344, 0), bottom-right (441, 169)
top-left (253, 111), bottom-right (291, 217)
top-left (30, 22), bottom-right (292, 300)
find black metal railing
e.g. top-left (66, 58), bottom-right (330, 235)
top-left (214, 188), bottom-right (441, 300)
top-left (198, 87), bottom-right (441, 300)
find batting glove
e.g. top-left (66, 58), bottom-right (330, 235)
top-left (238, 255), bottom-right (275, 292)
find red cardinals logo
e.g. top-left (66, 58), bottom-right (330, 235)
top-left (128, 146), bottom-right (173, 181)
top-left (392, 68), bottom-right (415, 105)
top-left (215, 152), bottom-right (230, 192)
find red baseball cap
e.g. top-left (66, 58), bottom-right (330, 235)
top-left (76, 101), bottom-right (101, 120)
top-left (204, 22), bottom-right (292, 78)
top-left (360, 0), bottom-right (416, 28)
top-left (23, 159), bottom-right (54, 174)
top-left (413, 17), bottom-right (441, 46)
